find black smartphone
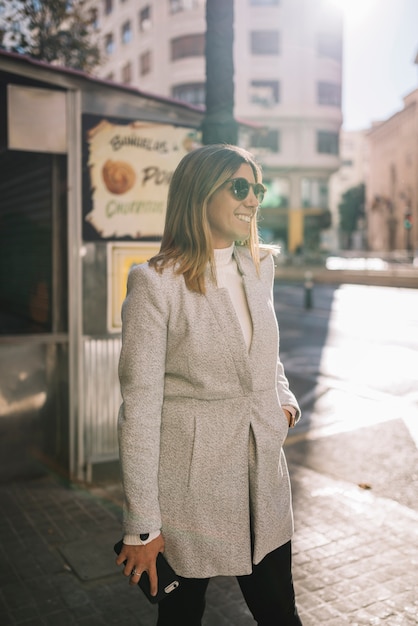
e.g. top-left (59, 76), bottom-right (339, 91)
top-left (114, 539), bottom-right (180, 604)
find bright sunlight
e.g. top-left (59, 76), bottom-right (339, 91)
top-left (324, 0), bottom-right (378, 25)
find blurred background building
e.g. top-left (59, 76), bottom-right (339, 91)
top-left (87, 0), bottom-right (343, 254)
top-left (1, 2), bottom-right (417, 256)
top-left (366, 88), bottom-right (418, 256)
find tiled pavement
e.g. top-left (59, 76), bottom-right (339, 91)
top-left (0, 461), bottom-right (417, 626)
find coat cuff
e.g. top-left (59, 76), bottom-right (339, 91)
top-left (123, 530), bottom-right (161, 545)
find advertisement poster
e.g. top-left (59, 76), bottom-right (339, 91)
top-left (107, 242), bottom-right (160, 332)
top-left (83, 115), bottom-right (199, 240)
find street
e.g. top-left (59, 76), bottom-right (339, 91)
top-left (0, 281), bottom-right (417, 625)
top-left (276, 281), bottom-right (418, 513)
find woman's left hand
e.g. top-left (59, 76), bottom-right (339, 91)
top-left (283, 408), bottom-right (292, 428)
top-left (116, 534), bottom-right (165, 595)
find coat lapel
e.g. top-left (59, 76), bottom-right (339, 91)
top-left (203, 246), bottom-right (274, 391)
top-left (204, 267), bottom-right (253, 391)
top-left (233, 247), bottom-right (273, 363)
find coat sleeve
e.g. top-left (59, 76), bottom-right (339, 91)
top-left (117, 264), bottom-right (168, 535)
top-left (263, 254), bottom-right (302, 422)
top-left (276, 356), bottom-right (301, 422)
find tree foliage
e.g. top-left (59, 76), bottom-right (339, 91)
top-left (338, 183), bottom-right (365, 234)
top-left (0, 0), bottom-right (100, 72)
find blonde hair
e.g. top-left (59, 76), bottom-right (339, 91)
top-left (149, 144), bottom-right (263, 294)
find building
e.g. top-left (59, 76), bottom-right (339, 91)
top-left (366, 88), bottom-right (418, 255)
top-left (328, 129), bottom-right (369, 250)
top-left (89, 0), bottom-right (343, 252)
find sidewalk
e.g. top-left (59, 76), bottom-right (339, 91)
top-left (0, 458), bottom-right (417, 625)
top-left (275, 264), bottom-right (418, 289)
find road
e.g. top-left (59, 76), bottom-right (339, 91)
top-left (1, 280), bottom-right (415, 626)
top-left (275, 281), bottom-right (418, 514)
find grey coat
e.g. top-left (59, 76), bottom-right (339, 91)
top-left (118, 246), bottom-right (300, 578)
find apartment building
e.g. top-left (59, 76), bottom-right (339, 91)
top-left (89, 0), bottom-right (343, 252)
top-left (366, 88), bottom-right (418, 254)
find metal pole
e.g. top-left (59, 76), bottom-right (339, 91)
top-left (304, 271), bottom-right (313, 310)
top-left (67, 88), bottom-right (84, 482)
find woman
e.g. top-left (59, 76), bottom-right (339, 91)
top-left (116, 144), bottom-right (303, 625)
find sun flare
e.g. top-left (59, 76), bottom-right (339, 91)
top-left (324, 0), bottom-right (378, 25)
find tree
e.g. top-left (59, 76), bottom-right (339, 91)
top-left (0, 0), bottom-right (100, 73)
top-left (0, 1), bottom-right (33, 52)
top-left (201, 0), bottom-right (238, 145)
top-left (338, 183), bottom-right (365, 248)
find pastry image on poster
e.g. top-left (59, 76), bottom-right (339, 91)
top-left (102, 160), bottom-right (136, 195)
top-left (85, 119), bottom-right (200, 239)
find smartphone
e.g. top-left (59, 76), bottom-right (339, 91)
top-left (114, 539), bottom-right (180, 604)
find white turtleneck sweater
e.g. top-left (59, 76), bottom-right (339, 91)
top-left (214, 245), bottom-right (253, 351)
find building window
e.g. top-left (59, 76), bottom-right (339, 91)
top-left (172, 83), bottom-right (205, 106)
top-left (122, 62), bottom-right (132, 84)
top-left (317, 131), bottom-right (339, 155)
top-left (140, 50), bottom-right (152, 75)
top-left (139, 6), bottom-right (152, 31)
top-left (250, 129), bottom-right (280, 152)
top-left (103, 0), bottom-right (113, 15)
top-left (317, 32), bottom-right (342, 61)
top-left (169, 0), bottom-right (205, 13)
top-left (317, 82), bottom-right (341, 106)
top-left (171, 34), bottom-right (205, 60)
top-left (301, 178), bottom-right (329, 209)
top-left (121, 20), bottom-right (132, 44)
top-left (250, 0), bottom-right (279, 4)
top-left (251, 31), bottom-right (280, 55)
top-left (250, 80), bottom-right (280, 106)
top-left (105, 33), bottom-right (114, 55)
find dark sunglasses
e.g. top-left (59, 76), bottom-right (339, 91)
top-left (225, 178), bottom-right (267, 204)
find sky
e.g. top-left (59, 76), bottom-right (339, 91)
top-left (338, 0), bottom-right (418, 131)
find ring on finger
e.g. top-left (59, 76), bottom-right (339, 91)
top-left (131, 569), bottom-right (140, 577)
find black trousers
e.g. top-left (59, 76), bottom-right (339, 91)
top-left (157, 540), bottom-right (303, 626)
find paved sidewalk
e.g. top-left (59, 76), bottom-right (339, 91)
top-left (0, 460), bottom-right (417, 625)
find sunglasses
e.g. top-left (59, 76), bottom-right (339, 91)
top-left (225, 178), bottom-right (267, 204)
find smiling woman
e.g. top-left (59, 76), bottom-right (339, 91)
top-left (116, 144), bottom-right (303, 624)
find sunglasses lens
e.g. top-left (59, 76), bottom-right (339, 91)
top-left (231, 178), bottom-right (250, 200)
top-left (229, 178), bottom-right (265, 204)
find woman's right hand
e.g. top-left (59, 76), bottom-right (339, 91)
top-left (116, 533), bottom-right (165, 596)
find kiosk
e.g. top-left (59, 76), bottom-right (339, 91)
top-left (0, 51), bottom-right (203, 482)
